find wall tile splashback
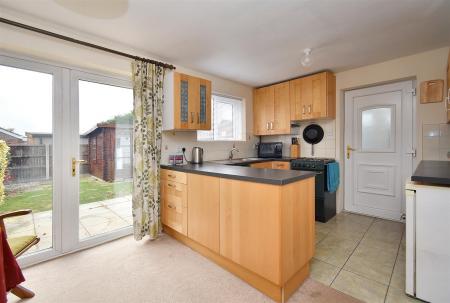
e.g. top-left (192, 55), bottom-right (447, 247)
top-left (422, 124), bottom-right (450, 161)
top-left (261, 120), bottom-right (336, 159)
top-left (161, 131), bottom-right (258, 164)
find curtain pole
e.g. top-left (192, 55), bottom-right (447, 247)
top-left (0, 17), bottom-right (176, 70)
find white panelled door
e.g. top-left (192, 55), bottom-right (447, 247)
top-left (344, 81), bottom-right (414, 220)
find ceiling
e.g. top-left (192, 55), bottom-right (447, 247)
top-left (1, 0), bottom-right (450, 87)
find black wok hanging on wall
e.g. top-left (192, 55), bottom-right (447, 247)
top-left (303, 124), bottom-right (324, 156)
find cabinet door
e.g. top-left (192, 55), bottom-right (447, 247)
top-left (272, 82), bottom-right (291, 134)
top-left (289, 78), bottom-right (303, 120)
top-left (198, 78), bottom-right (212, 130)
top-left (187, 174), bottom-right (220, 253)
top-left (253, 86), bottom-right (274, 135)
top-left (174, 72), bottom-right (190, 129)
top-left (309, 72), bottom-right (327, 119)
top-left (188, 75), bottom-right (200, 129)
top-left (300, 76), bottom-right (313, 120)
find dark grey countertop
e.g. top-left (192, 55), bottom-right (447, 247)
top-left (161, 162), bottom-right (315, 185)
top-left (411, 161), bottom-right (450, 185)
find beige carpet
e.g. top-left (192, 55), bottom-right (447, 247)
top-left (9, 234), bottom-right (361, 303)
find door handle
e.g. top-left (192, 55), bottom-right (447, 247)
top-left (72, 157), bottom-right (86, 177)
top-left (346, 145), bottom-right (356, 159)
top-left (406, 149), bottom-right (417, 158)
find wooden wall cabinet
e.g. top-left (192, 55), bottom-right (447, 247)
top-left (254, 71), bottom-right (335, 136)
top-left (289, 71), bottom-right (335, 121)
top-left (253, 82), bottom-right (291, 135)
top-left (163, 71), bottom-right (212, 131)
top-left (187, 174), bottom-right (220, 253)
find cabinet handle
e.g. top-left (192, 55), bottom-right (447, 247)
top-left (302, 106), bottom-right (306, 114)
top-left (167, 204), bottom-right (175, 209)
top-left (197, 112), bottom-right (200, 124)
top-left (167, 174), bottom-right (175, 178)
top-left (191, 112), bottom-right (194, 123)
top-left (308, 105), bottom-right (311, 114)
top-left (266, 122), bottom-right (270, 130)
top-left (168, 183), bottom-right (176, 188)
top-left (270, 122), bottom-right (274, 130)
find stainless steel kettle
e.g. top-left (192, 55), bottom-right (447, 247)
top-left (191, 147), bottom-right (204, 164)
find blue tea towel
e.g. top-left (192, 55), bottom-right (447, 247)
top-left (326, 162), bottom-right (340, 193)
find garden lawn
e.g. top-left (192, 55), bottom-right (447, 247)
top-left (0, 176), bottom-right (132, 213)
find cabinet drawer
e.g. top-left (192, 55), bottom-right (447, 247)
top-left (163, 203), bottom-right (187, 235)
top-left (163, 180), bottom-right (187, 209)
top-left (161, 169), bottom-right (187, 184)
top-left (250, 162), bottom-right (273, 169)
top-left (271, 161), bottom-right (290, 170)
top-left (161, 179), bottom-right (187, 235)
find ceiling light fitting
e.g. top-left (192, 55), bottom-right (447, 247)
top-left (301, 48), bottom-right (313, 67)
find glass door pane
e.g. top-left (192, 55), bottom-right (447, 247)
top-left (0, 65), bottom-right (54, 254)
top-left (78, 79), bottom-right (133, 240)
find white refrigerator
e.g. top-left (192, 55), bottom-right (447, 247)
top-left (405, 181), bottom-right (450, 303)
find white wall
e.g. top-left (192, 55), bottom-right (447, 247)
top-left (0, 13), bottom-right (257, 164)
top-left (334, 46), bottom-right (450, 213)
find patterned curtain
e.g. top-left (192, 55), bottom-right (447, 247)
top-left (131, 60), bottom-right (166, 240)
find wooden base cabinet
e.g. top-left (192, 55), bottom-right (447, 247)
top-left (161, 169), bottom-right (315, 303)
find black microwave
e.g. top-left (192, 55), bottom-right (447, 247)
top-left (258, 142), bottom-right (283, 158)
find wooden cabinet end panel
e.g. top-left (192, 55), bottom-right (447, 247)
top-left (280, 177), bottom-right (315, 283)
top-left (219, 178), bottom-right (282, 285)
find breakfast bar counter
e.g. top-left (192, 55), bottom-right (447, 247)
top-left (160, 162), bottom-right (315, 185)
top-left (160, 164), bottom-right (315, 303)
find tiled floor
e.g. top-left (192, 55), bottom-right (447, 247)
top-left (4, 195), bottom-right (132, 253)
top-left (311, 212), bottom-right (420, 303)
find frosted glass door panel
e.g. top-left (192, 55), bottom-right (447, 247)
top-left (361, 106), bottom-right (395, 152)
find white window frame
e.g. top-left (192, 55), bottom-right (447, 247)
top-left (0, 51), bottom-right (133, 267)
top-left (197, 94), bottom-right (246, 142)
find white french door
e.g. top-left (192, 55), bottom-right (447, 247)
top-left (344, 80), bottom-right (414, 220)
top-left (0, 54), bottom-right (133, 266)
top-left (64, 70), bottom-right (133, 252)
